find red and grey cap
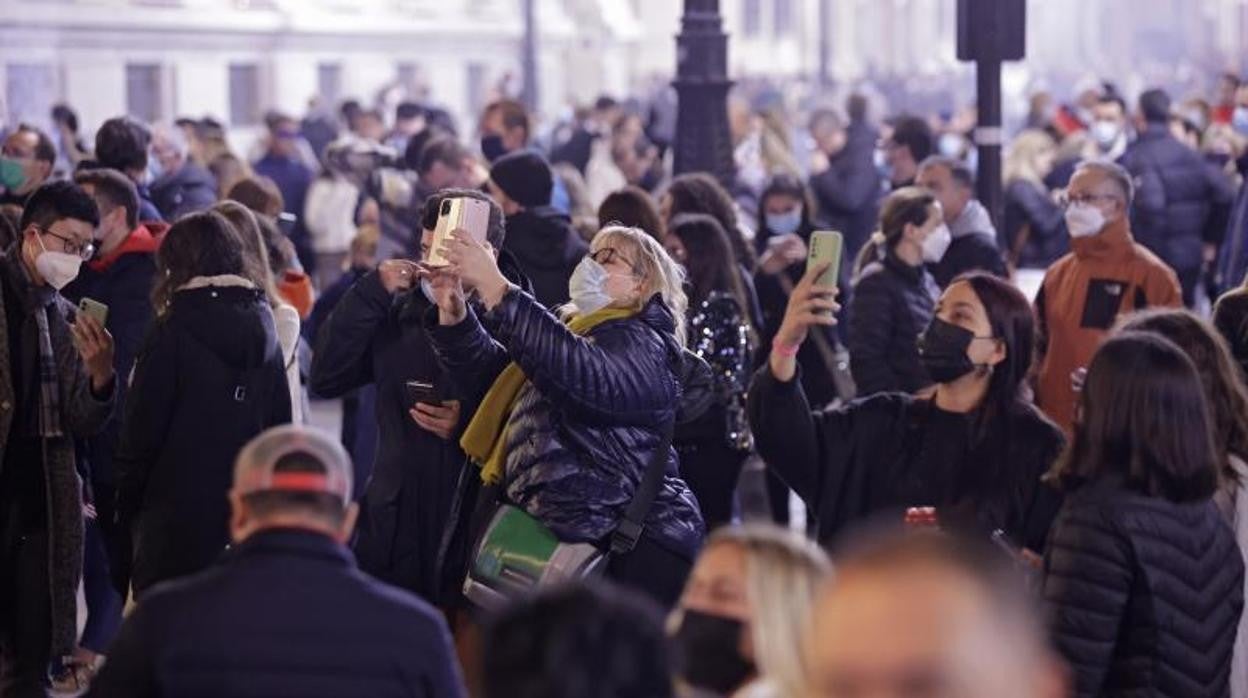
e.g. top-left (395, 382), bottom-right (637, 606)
top-left (233, 425), bottom-right (353, 505)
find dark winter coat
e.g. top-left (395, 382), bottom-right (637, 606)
top-left (848, 250), bottom-right (938, 396)
top-left (501, 206), bottom-right (589, 308)
top-left (1216, 152), bottom-right (1248, 296)
top-left (114, 279), bottom-right (292, 596)
top-left (0, 249), bottom-right (114, 656)
top-left (62, 224), bottom-right (161, 505)
top-left (425, 291), bottom-right (705, 560)
top-left (809, 120), bottom-right (882, 259)
top-left (1120, 124), bottom-right (1235, 277)
top-left (1043, 476), bottom-right (1244, 697)
top-left (85, 529), bottom-right (466, 698)
top-left (309, 257), bottom-right (531, 601)
top-left (150, 162), bottom-right (218, 222)
top-left (747, 365), bottom-right (1065, 551)
top-left (1004, 178), bottom-right (1069, 269)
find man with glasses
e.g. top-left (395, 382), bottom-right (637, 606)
top-left (486, 149), bottom-right (587, 308)
top-left (0, 181), bottom-right (116, 694)
top-left (1033, 161), bottom-right (1181, 434)
top-left (0, 124), bottom-right (56, 208)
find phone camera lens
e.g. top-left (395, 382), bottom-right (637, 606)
top-left (441, 201), bottom-right (451, 215)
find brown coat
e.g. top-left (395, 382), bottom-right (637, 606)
top-left (1035, 217), bottom-right (1182, 434)
top-left (0, 250), bottom-right (114, 656)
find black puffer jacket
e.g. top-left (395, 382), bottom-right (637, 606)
top-left (849, 251), bottom-right (938, 396)
top-left (748, 365), bottom-right (1065, 551)
top-left (426, 291), bottom-right (705, 559)
top-left (150, 162), bottom-right (218, 221)
top-left (501, 206), bottom-right (589, 309)
top-left (114, 279), bottom-right (292, 596)
top-left (1004, 178), bottom-right (1068, 269)
top-left (1120, 125), bottom-right (1235, 276)
top-left (1043, 476), bottom-right (1245, 697)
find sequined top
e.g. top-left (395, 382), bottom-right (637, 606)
top-left (688, 291), bottom-right (754, 451)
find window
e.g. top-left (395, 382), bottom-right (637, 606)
top-left (742, 0), bottom-right (762, 37)
top-left (4, 63), bottom-right (56, 127)
top-left (317, 63), bottom-right (342, 105)
top-left (229, 63), bottom-right (261, 126)
top-left (125, 64), bottom-right (163, 122)
top-left (774, 0), bottom-right (794, 36)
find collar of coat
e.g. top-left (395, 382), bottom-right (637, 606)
top-left (177, 274), bottom-right (258, 292)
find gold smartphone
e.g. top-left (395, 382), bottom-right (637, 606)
top-left (426, 197), bottom-right (492, 267)
top-left (806, 230), bottom-right (844, 291)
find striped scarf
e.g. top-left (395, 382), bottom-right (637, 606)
top-left (33, 303), bottom-right (62, 437)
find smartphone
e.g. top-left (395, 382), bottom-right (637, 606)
top-left (77, 297), bottom-right (109, 326)
top-left (425, 197), bottom-right (492, 267)
top-left (807, 230), bottom-right (844, 291)
top-left (404, 380), bottom-right (442, 407)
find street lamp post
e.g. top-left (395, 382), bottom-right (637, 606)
top-left (673, 0), bottom-right (736, 186)
top-left (521, 0), bottom-right (539, 112)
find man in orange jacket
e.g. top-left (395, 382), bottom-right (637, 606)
top-left (1035, 160), bottom-right (1182, 434)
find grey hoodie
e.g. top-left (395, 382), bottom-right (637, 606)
top-left (949, 199), bottom-right (998, 241)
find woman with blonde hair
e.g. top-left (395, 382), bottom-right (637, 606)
top-left (425, 224), bottom-right (704, 605)
top-left (1002, 129), bottom-right (1066, 268)
top-left (670, 524), bottom-right (831, 697)
top-left (213, 200), bottom-right (305, 424)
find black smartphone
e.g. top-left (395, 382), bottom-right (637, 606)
top-left (404, 380), bottom-right (441, 406)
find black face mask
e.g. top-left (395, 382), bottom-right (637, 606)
top-left (917, 317), bottom-right (992, 384)
top-left (480, 134), bottom-right (509, 163)
top-left (673, 609), bottom-right (755, 694)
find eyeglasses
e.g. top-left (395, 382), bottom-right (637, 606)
top-left (1057, 192), bottom-right (1121, 209)
top-left (38, 226), bottom-right (95, 261)
top-left (590, 247), bottom-right (639, 273)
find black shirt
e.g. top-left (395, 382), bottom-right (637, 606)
top-left (1, 252), bottom-right (48, 533)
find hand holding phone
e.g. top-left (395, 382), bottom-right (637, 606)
top-left (404, 380), bottom-right (441, 407)
top-left (806, 230), bottom-right (844, 295)
top-left (427, 197), bottom-right (491, 267)
top-left (77, 297), bottom-right (109, 327)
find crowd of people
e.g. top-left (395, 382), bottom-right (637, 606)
top-left (0, 67), bottom-right (1247, 697)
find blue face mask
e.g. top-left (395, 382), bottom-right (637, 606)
top-left (765, 208), bottom-right (802, 236)
top-left (1233, 107), bottom-right (1248, 137)
top-left (568, 256), bottom-right (615, 314)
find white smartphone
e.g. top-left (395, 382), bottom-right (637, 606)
top-left (426, 197), bottom-right (492, 267)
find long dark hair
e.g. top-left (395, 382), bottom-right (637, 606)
top-left (666, 172), bottom-right (757, 271)
top-left (669, 213), bottom-right (749, 315)
top-left (852, 186), bottom-right (936, 280)
top-left (153, 210), bottom-right (249, 314)
top-left (755, 172), bottom-right (817, 254)
top-left (599, 186), bottom-right (665, 241)
top-left (1117, 309), bottom-right (1248, 482)
top-left (1047, 332), bottom-right (1219, 502)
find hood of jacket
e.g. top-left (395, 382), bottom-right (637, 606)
top-left (949, 199), bottom-right (998, 240)
top-left (168, 275), bottom-right (279, 370)
top-left (503, 206), bottom-right (588, 271)
top-left (152, 161), bottom-right (216, 195)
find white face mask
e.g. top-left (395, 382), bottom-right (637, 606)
top-left (568, 256), bottom-right (619, 315)
top-left (1091, 121), bottom-right (1122, 150)
top-left (33, 234), bottom-right (83, 290)
top-left (921, 222), bottom-right (952, 263)
top-left (1065, 202), bottom-right (1107, 238)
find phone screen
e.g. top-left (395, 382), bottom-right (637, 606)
top-left (807, 230), bottom-right (844, 291)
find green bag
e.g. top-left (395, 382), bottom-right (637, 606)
top-left (462, 422), bottom-right (674, 609)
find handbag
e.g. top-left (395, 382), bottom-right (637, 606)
top-left (462, 420), bottom-right (675, 609)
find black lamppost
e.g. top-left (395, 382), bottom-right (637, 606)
top-left (521, 0), bottom-right (539, 112)
top-left (673, 0), bottom-right (736, 186)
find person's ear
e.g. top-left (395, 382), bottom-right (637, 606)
top-left (336, 502), bottom-right (360, 544)
top-left (228, 490), bottom-right (249, 544)
top-left (987, 337), bottom-right (1007, 367)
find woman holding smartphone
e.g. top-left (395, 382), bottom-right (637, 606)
top-left (424, 224), bottom-right (704, 606)
top-left (747, 271), bottom-right (1065, 552)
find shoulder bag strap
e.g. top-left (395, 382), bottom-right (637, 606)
top-left (777, 272), bottom-right (857, 402)
top-left (609, 418), bottom-right (675, 556)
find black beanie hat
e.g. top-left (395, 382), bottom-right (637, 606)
top-left (489, 150), bottom-right (553, 208)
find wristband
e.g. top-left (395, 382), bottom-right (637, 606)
top-left (772, 339), bottom-right (801, 358)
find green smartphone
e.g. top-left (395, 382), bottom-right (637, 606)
top-left (806, 230), bottom-right (844, 291)
top-left (77, 297), bottom-right (109, 326)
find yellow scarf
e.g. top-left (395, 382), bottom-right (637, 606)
top-left (460, 306), bottom-right (637, 484)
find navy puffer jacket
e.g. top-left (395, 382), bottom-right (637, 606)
top-left (1043, 476), bottom-right (1244, 697)
top-left (426, 290), bottom-right (705, 559)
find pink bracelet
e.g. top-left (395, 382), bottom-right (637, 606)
top-left (772, 340), bottom-right (801, 358)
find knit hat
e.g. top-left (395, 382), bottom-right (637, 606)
top-left (489, 150), bottom-right (554, 208)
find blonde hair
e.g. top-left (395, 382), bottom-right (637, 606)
top-left (1003, 129), bottom-right (1056, 187)
top-left (705, 524), bottom-right (832, 698)
top-left (211, 200), bottom-right (283, 309)
top-left (572, 225), bottom-right (689, 345)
